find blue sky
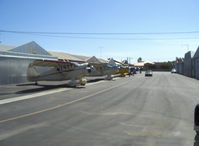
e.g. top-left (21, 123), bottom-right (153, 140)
top-left (0, 0), bottom-right (199, 62)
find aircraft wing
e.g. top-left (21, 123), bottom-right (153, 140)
top-left (30, 59), bottom-right (74, 67)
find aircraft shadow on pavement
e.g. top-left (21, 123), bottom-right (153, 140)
top-left (15, 78), bottom-right (105, 94)
top-left (194, 133), bottom-right (199, 146)
top-left (87, 78), bottom-right (104, 83)
top-left (16, 83), bottom-right (38, 86)
top-left (0, 92), bottom-right (14, 96)
top-left (16, 84), bottom-right (85, 94)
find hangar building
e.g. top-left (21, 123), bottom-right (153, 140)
top-left (0, 41), bottom-right (57, 85)
top-left (0, 41), bottom-right (108, 85)
top-left (176, 58), bottom-right (184, 75)
top-left (193, 47), bottom-right (199, 79)
top-left (184, 51), bottom-right (194, 77)
top-left (49, 51), bottom-right (87, 63)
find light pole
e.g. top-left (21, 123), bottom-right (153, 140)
top-left (128, 57), bottom-right (134, 64)
top-left (98, 46), bottom-right (103, 58)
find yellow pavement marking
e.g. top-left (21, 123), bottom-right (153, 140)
top-left (0, 81), bottom-right (128, 124)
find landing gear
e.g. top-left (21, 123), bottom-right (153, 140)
top-left (106, 74), bottom-right (113, 80)
top-left (68, 78), bottom-right (87, 87)
top-left (79, 78), bottom-right (87, 86)
top-left (68, 79), bottom-right (77, 87)
top-left (120, 73), bottom-right (125, 77)
top-left (35, 81), bottom-right (38, 85)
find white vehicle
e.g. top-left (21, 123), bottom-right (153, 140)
top-left (171, 68), bottom-right (177, 73)
top-left (27, 59), bottom-right (90, 87)
top-left (145, 70), bottom-right (153, 77)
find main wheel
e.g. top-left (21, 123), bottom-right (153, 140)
top-left (80, 78), bottom-right (87, 86)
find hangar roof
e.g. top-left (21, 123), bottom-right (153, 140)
top-left (49, 51), bottom-right (85, 62)
top-left (87, 56), bottom-right (108, 64)
top-left (72, 54), bottom-right (90, 61)
top-left (108, 58), bottom-right (117, 66)
top-left (98, 58), bottom-right (108, 63)
top-left (134, 61), bottom-right (154, 67)
top-left (193, 46), bottom-right (199, 58)
top-left (10, 41), bottom-right (51, 56)
top-left (184, 51), bottom-right (195, 60)
top-left (0, 42), bottom-right (56, 59)
top-left (50, 52), bottom-right (108, 63)
top-left (0, 41), bottom-right (108, 62)
top-left (0, 44), bottom-right (16, 51)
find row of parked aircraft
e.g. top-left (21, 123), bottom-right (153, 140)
top-left (27, 57), bottom-right (129, 87)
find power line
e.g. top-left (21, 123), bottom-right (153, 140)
top-left (34, 34), bottom-right (199, 40)
top-left (1, 29), bottom-right (199, 41)
top-left (1, 29), bottom-right (199, 35)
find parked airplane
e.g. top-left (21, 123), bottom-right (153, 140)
top-left (86, 57), bottom-right (118, 80)
top-left (111, 59), bottom-right (129, 77)
top-left (27, 59), bottom-right (91, 86)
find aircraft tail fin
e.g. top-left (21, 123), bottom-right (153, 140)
top-left (108, 59), bottom-right (117, 66)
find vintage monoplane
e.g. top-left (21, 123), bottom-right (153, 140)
top-left (27, 59), bottom-right (91, 87)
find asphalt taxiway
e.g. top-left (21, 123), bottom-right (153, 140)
top-left (1, 72), bottom-right (199, 146)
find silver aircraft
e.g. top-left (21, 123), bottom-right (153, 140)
top-left (27, 59), bottom-right (91, 86)
top-left (87, 57), bottom-right (118, 80)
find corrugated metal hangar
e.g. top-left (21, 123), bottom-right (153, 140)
top-left (175, 46), bottom-right (199, 80)
top-left (0, 41), bottom-right (107, 85)
top-left (0, 41), bottom-right (57, 85)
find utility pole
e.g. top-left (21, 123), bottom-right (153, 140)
top-left (128, 57), bottom-right (133, 64)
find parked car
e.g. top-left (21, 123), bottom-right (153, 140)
top-left (171, 68), bottom-right (176, 73)
top-left (194, 104), bottom-right (199, 134)
top-left (145, 70), bottom-right (153, 77)
top-left (128, 67), bottom-right (136, 75)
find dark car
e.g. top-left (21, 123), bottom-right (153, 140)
top-left (145, 70), bottom-right (153, 77)
top-left (128, 67), bottom-right (136, 75)
top-left (194, 104), bottom-right (199, 134)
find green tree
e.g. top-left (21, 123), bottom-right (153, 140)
top-left (137, 57), bottom-right (142, 62)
